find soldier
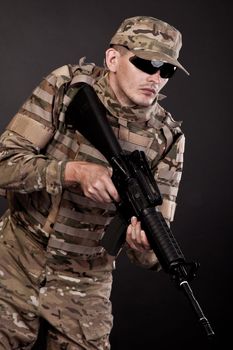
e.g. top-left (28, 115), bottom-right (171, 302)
top-left (0, 16), bottom-right (188, 349)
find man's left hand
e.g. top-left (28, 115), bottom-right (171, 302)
top-left (126, 216), bottom-right (151, 252)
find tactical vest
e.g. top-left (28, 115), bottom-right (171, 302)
top-left (4, 61), bottom-right (183, 264)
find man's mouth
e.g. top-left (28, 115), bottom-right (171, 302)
top-left (140, 87), bottom-right (157, 95)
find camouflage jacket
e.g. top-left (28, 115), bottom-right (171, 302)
top-left (0, 59), bottom-right (185, 271)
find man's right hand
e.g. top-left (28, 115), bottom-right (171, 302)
top-left (64, 161), bottom-right (120, 203)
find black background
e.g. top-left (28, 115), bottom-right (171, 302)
top-left (0, 1), bottom-right (232, 349)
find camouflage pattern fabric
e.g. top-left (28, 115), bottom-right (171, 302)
top-left (0, 212), bottom-right (112, 349)
top-left (110, 16), bottom-right (189, 75)
top-left (0, 56), bottom-right (185, 347)
top-left (93, 71), bottom-right (185, 225)
top-left (0, 58), bottom-right (184, 267)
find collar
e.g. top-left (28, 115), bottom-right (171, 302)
top-left (93, 72), bottom-right (161, 124)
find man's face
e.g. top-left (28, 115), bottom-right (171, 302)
top-left (107, 48), bottom-right (169, 107)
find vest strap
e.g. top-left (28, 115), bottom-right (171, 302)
top-left (70, 74), bottom-right (95, 87)
top-left (42, 194), bottom-right (62, 235)
top-left (7, 114), bottom-right (54, 149)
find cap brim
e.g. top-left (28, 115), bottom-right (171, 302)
top-left (130, 49), bottom-right (190, 75)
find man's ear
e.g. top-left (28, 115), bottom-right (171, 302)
top-left (105, 48), bottom-right (120, 72)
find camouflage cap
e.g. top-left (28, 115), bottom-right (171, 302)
top-left (110, 16), bottom-right (189, 75)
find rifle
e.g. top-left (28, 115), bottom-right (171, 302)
top-left (65, 82), bottom-right (215, 338)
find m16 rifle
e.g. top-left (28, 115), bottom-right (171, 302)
top-left (65, 82), bottom-right (215, 338)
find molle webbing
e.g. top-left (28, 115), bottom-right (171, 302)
top-left (45, 80), bottom-right (117, 257)
top-left (45, 78), bottom-right (181, 256)
top-left (48, 188), bottom-right (116, 259)
top-left (48, 236), bottom-right (104, 256)
top-left (44, 91), bottom-right (166, 257)
top-left (2, 63), bottom-right (183, 257)
top-left (6, 114), bottom-right (55, 150)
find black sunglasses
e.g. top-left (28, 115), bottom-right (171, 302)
top-left (129, 55), bottom-right (177, 79)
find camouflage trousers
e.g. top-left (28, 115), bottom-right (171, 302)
top-left (0, 213), bottom-right (113, 349)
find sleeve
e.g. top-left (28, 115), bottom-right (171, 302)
top-left (124, 243), bottom-right (161, 271)
top-left (0, 66), bottom-right (70, 196)
top-left (155, 133), bottom-right (185, 224)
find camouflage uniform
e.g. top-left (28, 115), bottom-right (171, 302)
top-left (0, 16), bottom-right (187, 349)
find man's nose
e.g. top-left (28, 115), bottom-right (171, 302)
top-left (147, 71), bottom-right (162, 83)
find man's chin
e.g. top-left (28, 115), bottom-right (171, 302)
top-left (127, 93), bottom-right (157, 107)
top-left (137, 97), bottom-right (156, 107)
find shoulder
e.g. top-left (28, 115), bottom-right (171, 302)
top-left (152, 102), bottom-right (184, 136)
top-left (45, 64), bottom-right (74, 89)
top-left (45, 58), bottom-right (103, 90)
